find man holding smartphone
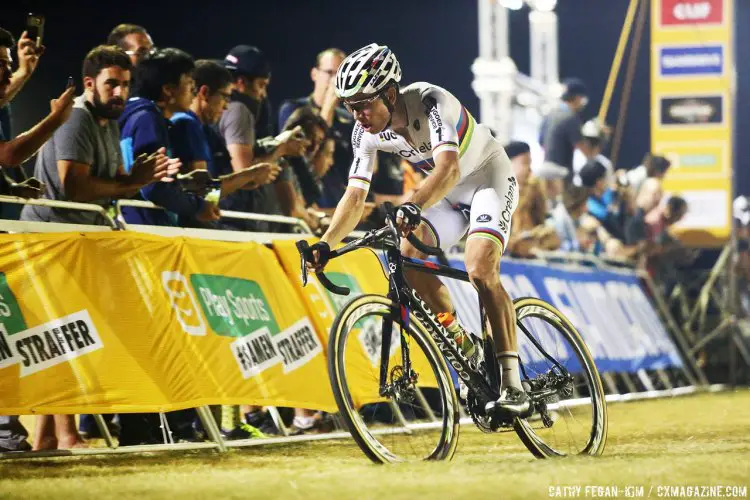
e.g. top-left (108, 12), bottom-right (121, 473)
top-left (21, 45), bottom-right (178, 227)
top-left (0, 27), bottom-right (74, 198)
top-left (218, 44), bottom-right (307, 232)
top-left (0, 25), bottom-right (75, 453)
top-left (0, 27), bottom-right (67, 164)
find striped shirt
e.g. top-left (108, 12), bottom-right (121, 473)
top-left (347, 82), bottom-right (499, 191)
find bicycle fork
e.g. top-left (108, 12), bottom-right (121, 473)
top-left (377, 289), bottom-right (499, 407)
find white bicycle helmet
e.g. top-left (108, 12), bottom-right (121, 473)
top-left (335, 43), bottom-right (402, 99)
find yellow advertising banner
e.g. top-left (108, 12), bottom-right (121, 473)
top-left (273, 240), bottom-right (438, 407)
top-left (651, 0), bottom-right (734, 246)
top-left (0, 232), bottom-right (336, 415)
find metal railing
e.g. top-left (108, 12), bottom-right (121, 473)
top-left (114, 199), bottom-right (312, 237)
top-left (0, 196), bottom-right (318, 457)
top-left (0, 195), bottom-right (118, 232)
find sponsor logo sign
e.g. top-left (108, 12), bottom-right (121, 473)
top-left (660, 0), bottom-right (723, 26)
top-left (659, 45), bottom-right (723, 76)
top-left (659, 95), bottom-right (723, 126)
top-left (0, 310), bottom-right (104, 377)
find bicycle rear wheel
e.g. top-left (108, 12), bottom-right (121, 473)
top-left (328, 294), bottom-right (459, 463)
top-left (512, 297), bottom-right (608, 458)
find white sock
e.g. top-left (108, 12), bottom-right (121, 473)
top-left (497, 351), bottom-right (523, 391)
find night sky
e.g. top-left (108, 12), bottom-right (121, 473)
top-left (2, 0), bottom-right (747, 194)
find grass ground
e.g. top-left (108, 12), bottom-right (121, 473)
top-left (1, 391), bottom-right (749, 500)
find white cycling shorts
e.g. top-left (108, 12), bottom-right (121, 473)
top-left (420, 151), bottom-right (519, 252)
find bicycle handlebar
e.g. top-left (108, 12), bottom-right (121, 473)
top-left (296, 240), bottom-right (352, 296)
top-left (381, 202), bottom-right (442, 256)
top-left (296, 203), bottom-right (444, 296)
top-left (406, 233), bottom-right (442, 256)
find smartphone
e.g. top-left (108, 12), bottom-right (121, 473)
top-left (67, 76), bottom-right (74, 89)
top-left (26, 13), bottom-right (45, 48)
top-left (21, 177), bottom-right (43, 190)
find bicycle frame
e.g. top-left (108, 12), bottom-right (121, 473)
top-left (380, 244), bottom-right (501, 405)
top-left (297, 217), bottom-right (501, 406)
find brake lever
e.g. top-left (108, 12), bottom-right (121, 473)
top-left (382, 201), bottom-right (442, 255)
top-left (381, 202), bottom-right (400, 246)
top-left (295, 240), bottom-right (310, 286)
top-left (295, 240), bottom-right (351, 295)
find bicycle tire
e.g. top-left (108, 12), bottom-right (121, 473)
top-left (511, 297), bottom-right (608, 458)
top-left (328, 294), bottom-right (460, 464)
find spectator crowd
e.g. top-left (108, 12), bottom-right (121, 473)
top-left (0, 24), bottom-right (696, 452)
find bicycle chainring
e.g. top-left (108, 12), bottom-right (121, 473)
top-left (466, 391), bottom-right (494, 433)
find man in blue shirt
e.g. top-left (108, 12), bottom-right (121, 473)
top-left (169, 59), bottom-right (280, 224)
top-left (119, 48), bottom-right (220, 227)
top-left (580, 158), bottom-right (629, 243)
top-left (0, 28), bottom-right (46, 220)
top-left (0, 26), bottom-right (75, 453)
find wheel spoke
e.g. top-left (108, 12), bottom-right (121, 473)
top-left (513, 298), bottom-right (608, 458)
top-left (329, 295), bottom-right (458, 463)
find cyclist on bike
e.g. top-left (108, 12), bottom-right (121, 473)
top-left (307, 43), bottom-right (530, 418)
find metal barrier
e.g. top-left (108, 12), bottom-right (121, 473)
top-left (0, 195), bottom-right (119, 232)
top-left (114, 199), bottom-right (312, 237)
top-left (0, 197), bottom-right (316, 457)
top-left (534, 250), bottom-right (713, 388)
top-left (674, 242), bottom-right (750, 376)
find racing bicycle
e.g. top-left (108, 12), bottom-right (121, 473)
top-left (297, 204), bottom-right (608, 463)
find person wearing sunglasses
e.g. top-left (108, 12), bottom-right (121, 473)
top-left (306, 42), bottom-right (532, 419)
top-left (169, 59), bottom-right (280, 221)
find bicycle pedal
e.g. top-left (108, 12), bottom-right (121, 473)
top-left (488, 414), bottom-right (514, 431)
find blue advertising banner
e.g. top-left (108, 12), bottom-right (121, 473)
top-left (440, 258), bottom-right (684, 374)
top-left (659, 45), bottom-right (724, 77)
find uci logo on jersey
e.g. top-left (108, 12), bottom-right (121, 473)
top-left (476, 214), bottom-right (492, 223)
top-left (379, 131), bottom-right (398, 142)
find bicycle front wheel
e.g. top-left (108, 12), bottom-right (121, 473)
top-left (512, 297), bottom-right (608, 458)
top-left (328, 294), bottom-right (459, 464)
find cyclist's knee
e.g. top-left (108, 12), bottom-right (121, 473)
top-left (466, 258), bottom-right (500, 292)
top-left (465, 239), bottom-right (501, 289)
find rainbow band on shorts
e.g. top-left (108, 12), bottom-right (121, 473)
top-left (467, 227), bottom-right (505, 252)
top-left (348, 175), bottom-right (372, 190)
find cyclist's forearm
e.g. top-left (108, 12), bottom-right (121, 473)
top-left (321, 187), bottom-right (366, 247)
top-left (408, 155), bottom-right (460, 210)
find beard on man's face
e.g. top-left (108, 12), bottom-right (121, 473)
top-left (92, 88), bottom-right (125, 119)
